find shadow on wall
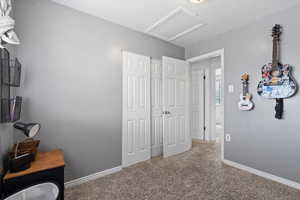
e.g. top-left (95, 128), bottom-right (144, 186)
top-left (0, 124), bottom-right (14, 158)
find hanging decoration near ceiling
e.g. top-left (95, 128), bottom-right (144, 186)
top-left (238, 73), bottom-right (254, 111)
top-left (257, 24), bottom-right (297, 119)
top-left (0, 0), bottom-right (20, 48)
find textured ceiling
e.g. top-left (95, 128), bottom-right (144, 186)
top-left (52, 0), bottom-right (300, 48)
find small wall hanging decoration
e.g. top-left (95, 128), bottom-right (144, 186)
top-left (0, 0), bottom-right (20, 48)
top-left (238, 73), bottom-right (254, 111)
top-left (257, 24), bottom-right (297, 119)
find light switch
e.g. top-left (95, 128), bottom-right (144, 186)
top-left (225, 134), bottom-right (231, 142)
top-left (228, 85), bottom-right (234, 93)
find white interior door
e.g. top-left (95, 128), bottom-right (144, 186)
top-left (151, 59), bottom-right (163, 157)
top-left (122, 51), bottom-right (151, 167)
top-left (162, 56), bottom-right (191, 158)
top-left (191, 69), bottom-right (205, 140)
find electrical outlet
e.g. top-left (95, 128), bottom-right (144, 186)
top-left (225, 134), bottom-right (231, 142)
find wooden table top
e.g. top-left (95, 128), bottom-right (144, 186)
top-left (4, 149), bottom-right (65, 180)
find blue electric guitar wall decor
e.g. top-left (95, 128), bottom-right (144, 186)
top-left (257, 24), bottom-right (297, 119)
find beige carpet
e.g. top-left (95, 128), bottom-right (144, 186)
top-left (65, 142), bottom-right (300, 200)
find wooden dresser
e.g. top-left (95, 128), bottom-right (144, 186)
top-left (3, 149), bottom-right (65, 199)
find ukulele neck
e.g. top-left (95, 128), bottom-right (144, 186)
top-left (243, 81), bottom-right (248, 96)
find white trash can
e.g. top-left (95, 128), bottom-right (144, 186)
top-left (5, 182), bottom-right (59, 200)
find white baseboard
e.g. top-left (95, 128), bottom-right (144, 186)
top-left (192, 138), bottom-right (204, 142)
top-left (151, 145), bottom-right (162, 157)
top-left (64, 166), bottom-right (122, 188)
top-left (192, 135), bottom-right (203, 141)
top-left (223, 159), bottom-right (300, 190)
top-left (192, 138), bottom-right (216, 144)
top-left (64, 159), bottom-right (300, 191)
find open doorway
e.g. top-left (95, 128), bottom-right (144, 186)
top-left (188, 49), bottom-right (225, 160)
top-left (215, 68), bottom-right (223, 144)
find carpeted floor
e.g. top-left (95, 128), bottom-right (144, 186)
top-left (65, 142), bottom-right (300, 200)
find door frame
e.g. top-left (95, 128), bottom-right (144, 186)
top-left (187, 49), bottom-right (225, 161)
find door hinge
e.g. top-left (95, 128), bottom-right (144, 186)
top-left (204, 126), bottom-right (206, 131)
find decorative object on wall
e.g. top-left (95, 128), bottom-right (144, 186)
top-left (0, 0), bottom-right (20, 48)
top-left (10, 96), bottom-right (22, 122)
top-left (0, 48), bottom-right (22, 123)
top-left (238, 73), bottom-right (254, 111)
top-left (0, 48), bottom-right (10, 122)
top-left (257, 24), bottom-right (297, 119)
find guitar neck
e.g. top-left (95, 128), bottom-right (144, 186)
top-left (272, 37), bottom-right (279, 66)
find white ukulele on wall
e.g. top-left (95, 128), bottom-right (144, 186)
top-left (238, 73), bottom-right (254, 111)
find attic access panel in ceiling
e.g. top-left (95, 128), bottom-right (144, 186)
top-left (145, 7), bottom-right (205, 42)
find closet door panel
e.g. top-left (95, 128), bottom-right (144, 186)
top-left (151, 59), bottom-right (163, 157)
top-left (123, 52), bottom-right (151, 167)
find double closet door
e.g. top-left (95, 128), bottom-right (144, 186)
top-left (122, 52), bottom-right (191, 167)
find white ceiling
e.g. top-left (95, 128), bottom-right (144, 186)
top-left (52, 0), bottom-right (300, 48)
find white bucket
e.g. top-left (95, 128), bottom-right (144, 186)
top-left (5, 182), bottom-right (59, 200)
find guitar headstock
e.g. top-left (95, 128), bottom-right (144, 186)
top-left (272, 24), bottom-right (282, 41)
top-left (241, 73), bottom-right (249, 82)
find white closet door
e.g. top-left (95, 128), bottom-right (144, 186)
top-left (151, 59), bottom-right (163, 157)
top-left (122, 52), bottom-right (151, 167)
top-left (191, 69), bottom-right (205, 140)
top-left (162, 56), bottom-right (191, 158)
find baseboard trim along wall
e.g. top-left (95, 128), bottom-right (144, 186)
top-left (65, 160), bottom-right (300, 190)
top-left (192, 138), bottom-right (204, 142)
top-left (223, 159), bottom-right (300, 190)
top-left (64, 166), bottom-right (122, 188)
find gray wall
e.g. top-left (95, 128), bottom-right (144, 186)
top-left (186, 5), bottom-right (300, 183)
top-left (13, 0), bottom-right (184, 181)
top-left (0, 124), bottom-right (14, 171)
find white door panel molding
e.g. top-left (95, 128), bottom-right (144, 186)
top-left (162, 56), bottom-right (191, 157)
top-left (122, 52), bottom-right (151, 167)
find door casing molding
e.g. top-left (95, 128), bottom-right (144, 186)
top-left (187, 49), bottom-right (225, 161)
